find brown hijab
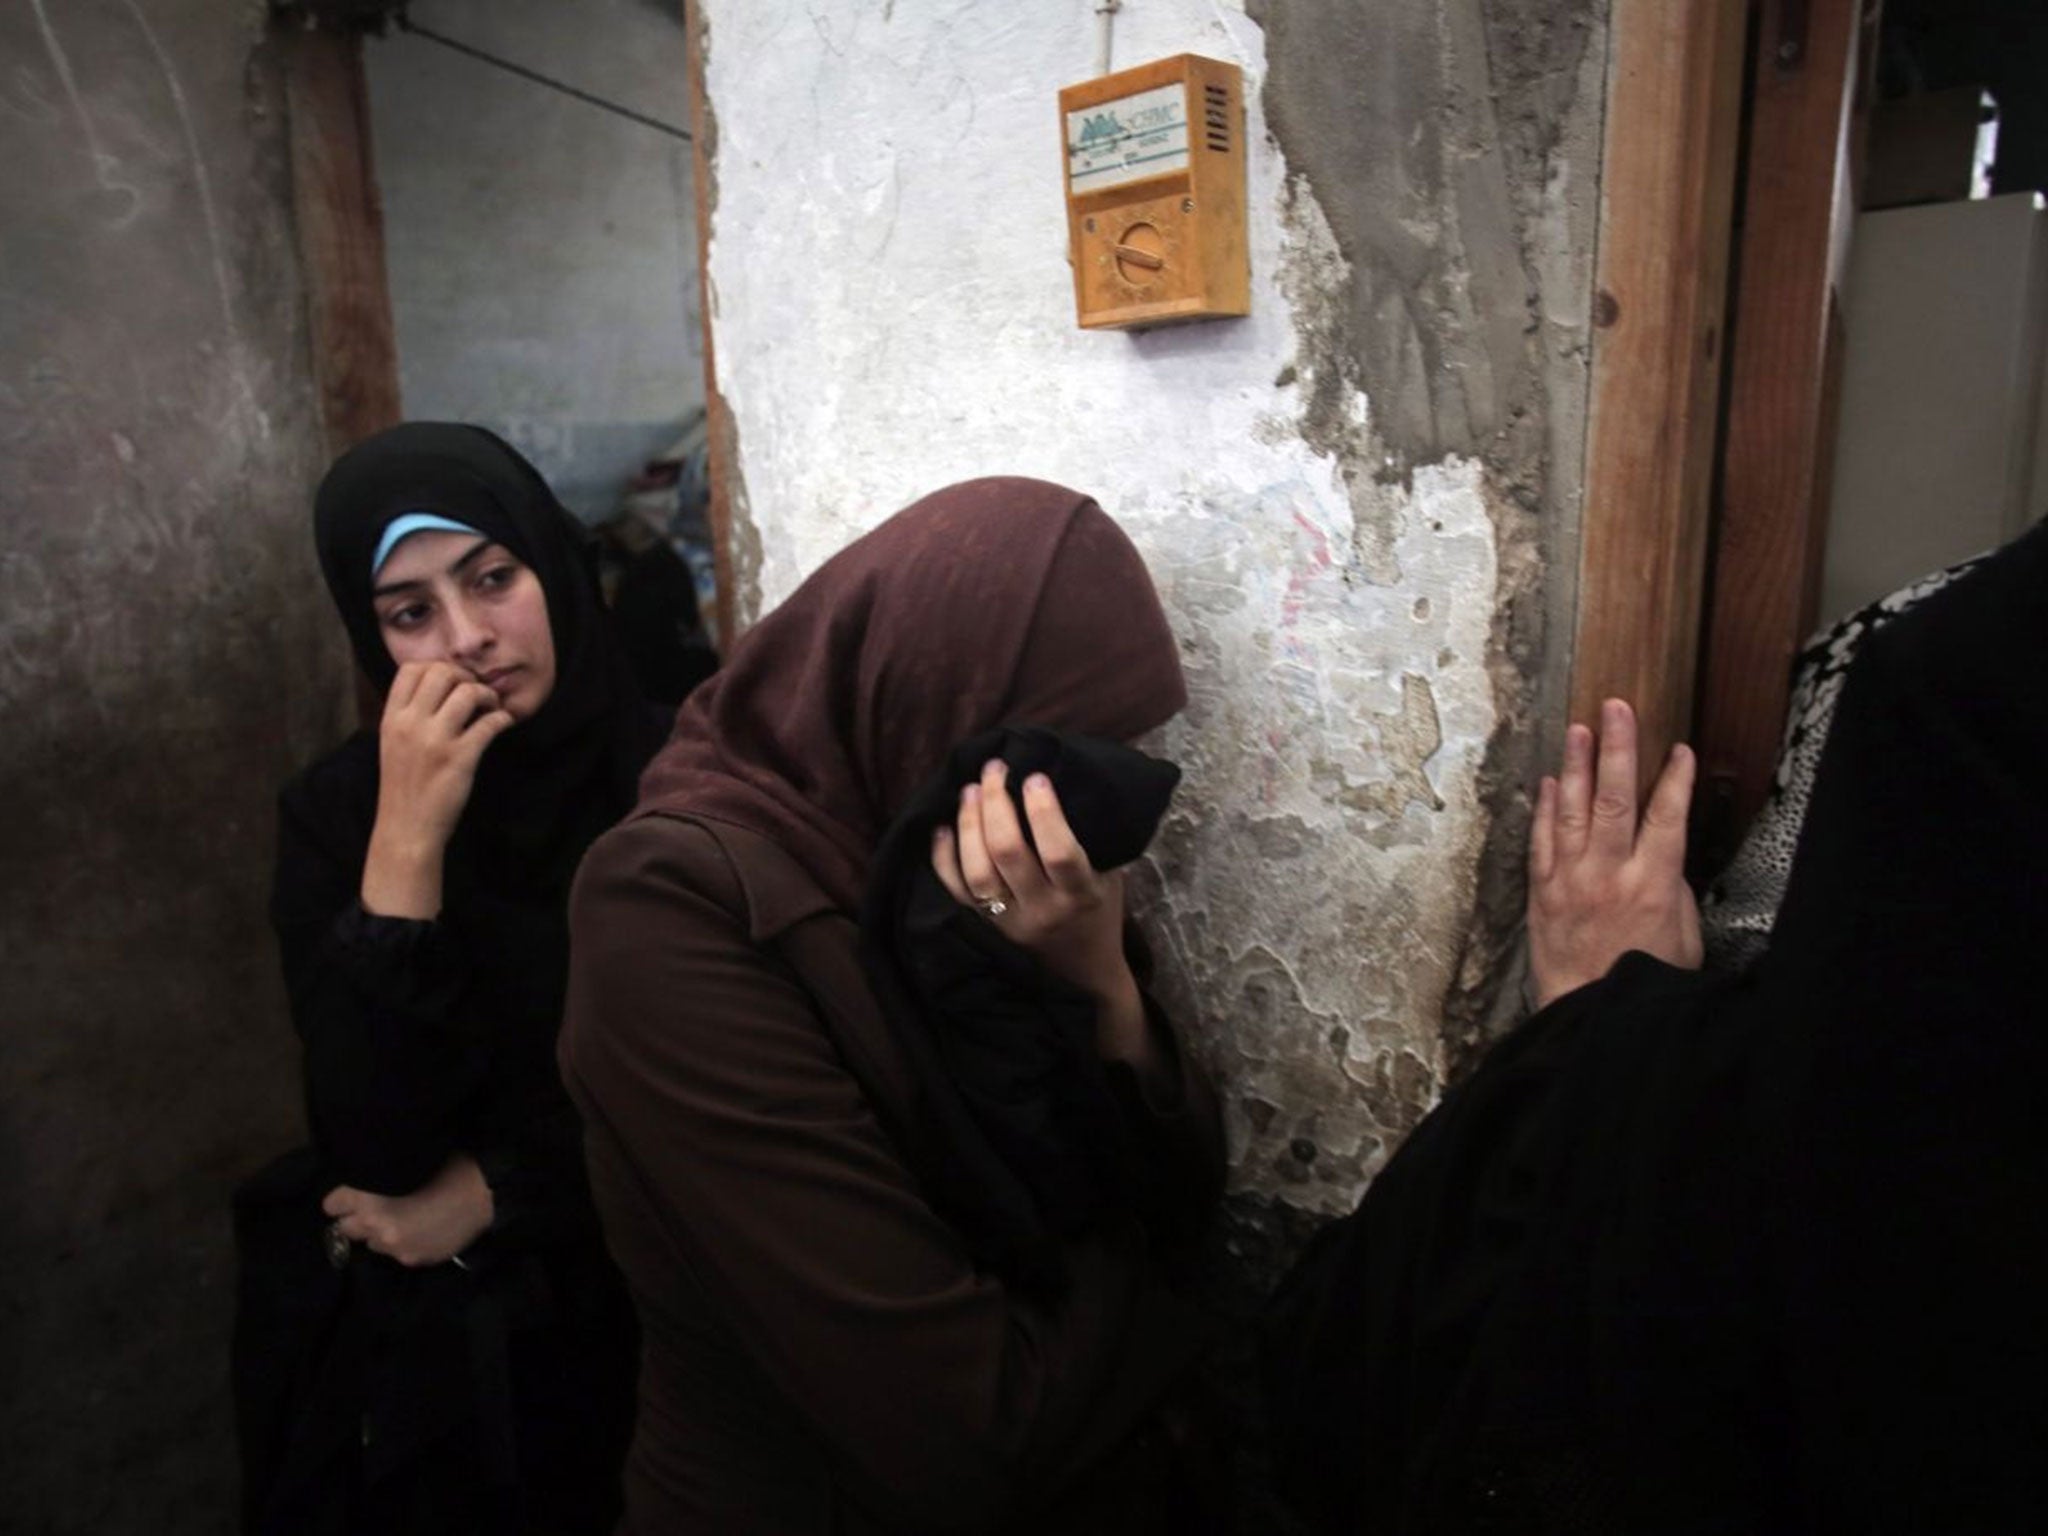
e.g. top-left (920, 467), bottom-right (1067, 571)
top-left (635, 477), bottom-right (1186, 908)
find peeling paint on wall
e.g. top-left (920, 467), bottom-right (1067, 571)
top-left (1250, 0), bottom-right (1608, 1076)
top-left (696, 0), bottom-right (1604, 1221)
top-left (1128, 458), bottom-right (1499, 1209)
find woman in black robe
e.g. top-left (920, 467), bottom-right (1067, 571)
top-left (1266, 519), bottom-right (2048, 1533)
top-left (238, 423), bottom-right (665, 1534)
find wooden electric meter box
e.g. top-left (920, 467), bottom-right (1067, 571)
top-left (1059, 54), bottom-right (1249, 331)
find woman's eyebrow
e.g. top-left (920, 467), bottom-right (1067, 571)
top-left (445, 538), bottom-right (497, 578)
top-left (372, 538), bottom-right (496, 599)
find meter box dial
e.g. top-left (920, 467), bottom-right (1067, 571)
top-left (1059, 54), bottom-right (1249, 331)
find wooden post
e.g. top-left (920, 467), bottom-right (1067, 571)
top-left (280, 23), bottom-right (402, 455)
top-left (684, 1), bottom-right (739, 651)
top-left (1570, 0), bottom-right (1749, 776)
top-left (278, 21), bottom-right (402, 723)
top-left (1694, 0), bottom-right (1876, 848)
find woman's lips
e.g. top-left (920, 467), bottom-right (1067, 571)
top-left (479, 666), bottom-right (520, 692)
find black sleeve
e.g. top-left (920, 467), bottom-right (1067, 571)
top-left (1100, 990), bottom-right (1226, 1254)
top-left (1105, 923), bottom-right (1225, 1250)
top-left (271, 772), bottom-right (491, 1195)
top-left (461, 1096), bottom-right (605, 1257)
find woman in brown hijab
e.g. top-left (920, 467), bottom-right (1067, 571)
top-left (560, 478), bottom-right (1224, 1533)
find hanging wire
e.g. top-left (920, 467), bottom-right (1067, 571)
top-left (1095, 0), bottom-right (1121, 77)
top-left (394, 14), bottom-right (692, 143)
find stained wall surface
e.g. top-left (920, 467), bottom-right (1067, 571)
top-left (696, 0), bottom-right (1605, 1236)
top-left (363, 0), bottom-right (702, 521)
top-left (0, 1), bottom-right (341, 1529)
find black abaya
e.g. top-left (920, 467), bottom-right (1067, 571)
top-left (1266, 519), bottom-right (2048, 1533)
top-left (237, 425), bottom-right (666, 1535)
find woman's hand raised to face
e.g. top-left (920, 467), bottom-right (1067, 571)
top-left (932, 762), bottom-right (1158, 1068)
top-left (1527, 697), bottom-right (1704, 1009)
top-left (361, 660), bottom-right (516, 919)
top-left (377, 659), bottom-right (517, 842)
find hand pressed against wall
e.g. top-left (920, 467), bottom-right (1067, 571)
top-left (1527, 697), bottom-right (1703, 1008)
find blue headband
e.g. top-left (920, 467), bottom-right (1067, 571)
top-left (371, 512), bottom-right (486, 577)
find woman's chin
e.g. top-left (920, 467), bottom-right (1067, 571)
top-left (502, 684), bottom-right (552, 722)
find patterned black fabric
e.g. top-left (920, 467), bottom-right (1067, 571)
top-left (1702, 557), bottom-right (1980, 969)
top-left (1266, 521), bottom-right (2048, 1533)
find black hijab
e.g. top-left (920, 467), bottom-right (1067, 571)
top-left (313, 422), bottom-right (659, 887)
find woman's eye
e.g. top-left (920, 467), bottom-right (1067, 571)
top-left (476, 564), bottom-right (519, 593)
top-left (380, 603), bottom-right (430, 631)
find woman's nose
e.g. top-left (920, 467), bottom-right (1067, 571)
top-left (444, 597), bottom-right (494, 661)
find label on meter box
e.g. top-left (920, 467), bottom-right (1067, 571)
top-left (1066, 82), bottom-right (1189, 193)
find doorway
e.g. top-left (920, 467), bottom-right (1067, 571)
top-left (1693, 0), bottom-right (2048, 861)
top-left (281, 0), bottom-right (720, 707)
top-left (1570, 0), bottom-right (2048, 866)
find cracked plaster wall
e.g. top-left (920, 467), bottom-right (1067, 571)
top-left (697, 0), bottom-right (1604, 1226)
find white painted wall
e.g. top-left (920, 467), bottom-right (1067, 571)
top-left (1822, 192), bottom-right (2048, 622)
top-left (365, 0), bottom-right (701, 520)
top-left (702, 0), bottom-right (1511, 1211)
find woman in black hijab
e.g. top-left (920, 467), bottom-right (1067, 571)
top-left (1266, 519), bottom-right (2048, 1533)
top-left (242, 424), bottom-right (665, 1535)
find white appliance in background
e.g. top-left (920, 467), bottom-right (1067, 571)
top-left (1821, 191), bottom-right (2048, 624)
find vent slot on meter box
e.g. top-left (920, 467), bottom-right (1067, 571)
top-left (1060, 54), bottom-right (1249, 331)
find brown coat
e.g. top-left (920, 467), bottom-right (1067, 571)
top-left (561, 813), bottom-right (1225, 1535)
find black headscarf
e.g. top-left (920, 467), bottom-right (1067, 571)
top-left (1265, 520), bottom-right (2048, 1533)
top-left (313, 422), bottom-right (659, 885)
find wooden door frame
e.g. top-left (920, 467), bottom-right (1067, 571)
top-left (279, 21), bottom-right (403, 457)
top-left (1693, 0), bottom-right (1879, 857)
top-left (278, 19), bottom-right (403, 726)
top-left (683, 0), bottom-right (739, 651)
top-left (1569, 0), bottom-right (1749, 778)
top-left (1572, 0), bottom-right (1875, 859)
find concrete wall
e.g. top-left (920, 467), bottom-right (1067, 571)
top-left (696, 0), bottom-right (1603, 1239)
top-left (364, 0), bottom-right (701, 521)
top-left (0, 1), bottom-right (341, 1529)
